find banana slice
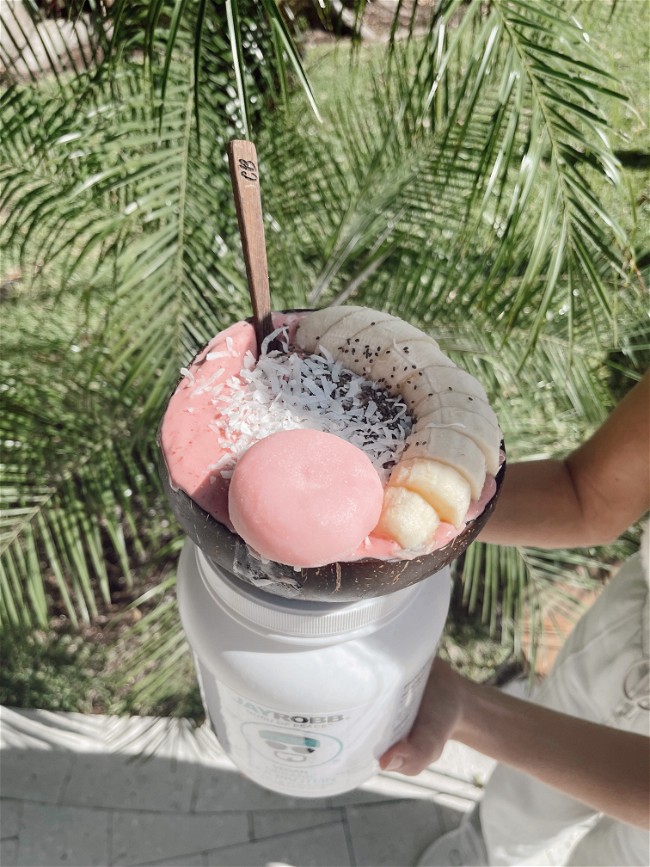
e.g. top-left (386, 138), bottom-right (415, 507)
top-left (296, 307), bottom-right (395, 378)
top-left (416, 394), bottom-right (498, 425)
top-left (327, 317), bottom-right (396, 377)
top-left (401, 364), bottom-right (488, 412)
top-left (415, 406), bottom-right (501, 475)
top-left (363, 317), bottom-right (435, 347)
top-left (319, 310), bottom-right (393, 356)
top-left (371, 340), bottom-right (455, 389)
top-left (295, 305), bottom-right (362, 353)
top-left (388, 458), bottom-right (471, 527)
top-left (296, 306), bottom-right (379, 354)
top-left (343, 321), bottom-right (431, 378)
top-left (413, 389), bottom-right (502, 474)
top-left (402, 425), bottom-right (486, 499)
top-left (293, 306), bottom-right (501, 549)
top-left (374, 485), bottom-right (440, 549)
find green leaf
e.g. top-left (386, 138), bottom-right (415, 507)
top-left (225, 0), bottom-right (250, 139)
top-left (0, 0), bottom-right (645, 714)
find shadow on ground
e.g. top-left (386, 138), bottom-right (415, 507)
top-left (0, 707), bottom-right (477, 866)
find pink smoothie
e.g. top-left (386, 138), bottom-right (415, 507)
top-left (160, 313), bottom-right (497, 565)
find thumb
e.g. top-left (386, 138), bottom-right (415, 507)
top-left (379, 659), bottom-right (462, 776)
top-left (379, 732), bottom-right (444, 776)
top-left (379, 740), bottom-right (409, 772)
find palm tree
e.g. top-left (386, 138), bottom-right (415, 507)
top-left (1, 0), bottom-right (646, 712)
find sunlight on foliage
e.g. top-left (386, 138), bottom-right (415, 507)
top-left (1, 0), bottom-right (647, 710)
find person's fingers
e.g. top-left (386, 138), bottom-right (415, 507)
top-left (379, 741), bottom-right (407, 772)
top-left (379, 730), bottom-right (444, 776)
top-left (379, 659), bottom-right (464, 776)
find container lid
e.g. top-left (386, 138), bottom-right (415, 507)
top-left (196, 548), bottom-right (427, 637)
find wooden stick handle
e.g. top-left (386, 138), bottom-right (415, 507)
top-left (227, 140), bottom-right (273, 346)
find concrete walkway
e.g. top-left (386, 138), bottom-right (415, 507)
top-left (0, 705), bottom-right (578, 866)
top-left (0, 705), bottom-right (492, 867)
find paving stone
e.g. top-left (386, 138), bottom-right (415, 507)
top-left (16, 803), bottom-right (110, 867)
top-left (0, 707), bottom-right (506, 867)
top-left (0, 0), bottom-right (96, 78)
top-left (1, 800), bottom-right (21, 838)
top-left (111, 810), bottom-right (249, 866)
top-left (62, 752), bottom-right (197, 812)
top-left (136, 855), bottom-right (206, 866)
top-left (0, 709), bottom-right (223, 766)
top-left (345, 798), bottom-right (462, 866)
top-left (328, 779), bottom-right (406, 807)
top-left (0, 708), bottom-right (103, 753)
top-left (0, 747), bottom-right (72, 803)
top-left (337, 771), bottom-right (458, 804)
top-left (98, 716), bottom-right (216, 764)
top-left (204, 823), bottom-right (351, 866)
top-left (331, 749), bottom-right (487, 812)
top-left (252, 807), bottom-right (344, 840)
top-left (1, 837), bottom-right (18, 867)
top-left (194, 768), bottom-right (331, 812)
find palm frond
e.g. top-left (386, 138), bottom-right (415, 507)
top-left (0, 279), bottom-right (176, 629)
top-left (1, 0), bottom-right (646, 709)
top-left (1, 19), bottom-right (260, 630)
top-left (0, 0), bottom-right (111, 84)
top-left (108, 0), bottom-right (320, 138)
top-left (107, 568), bottom-right (202, 719)
top-left (263, 0), bottom-right (639, 357)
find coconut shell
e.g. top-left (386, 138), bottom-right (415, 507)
top-left (158, 442), bottom-right (504, 603)
top-left (158, 310), bottom-right (505, 601)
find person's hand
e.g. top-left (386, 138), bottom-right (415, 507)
top-left (381, 652), bottom-right (650, 828)
top-left (379, 658), bottom-right (467, 775)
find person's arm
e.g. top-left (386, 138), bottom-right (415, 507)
top-left (481, 372), bottom-right (650, 548)
top-left (380, 659), bottom-right (650, 829)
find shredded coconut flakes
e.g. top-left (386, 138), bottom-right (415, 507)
top-left (206, 326), bottom-right (413, 483)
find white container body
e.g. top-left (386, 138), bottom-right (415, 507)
top-left (177, 540), bottom-right (451, 798)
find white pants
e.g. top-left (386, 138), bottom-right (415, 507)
top-left (480, 544), bottom-right (650, 866)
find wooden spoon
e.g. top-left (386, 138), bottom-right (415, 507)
top-left (227, 139), bottom-right (274, 347)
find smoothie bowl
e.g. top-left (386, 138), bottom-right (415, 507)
top-left (158, 306), bottom-right (505, 601)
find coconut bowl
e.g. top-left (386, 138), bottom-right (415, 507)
top-left (158, 313), bottom-right (506, 602)
top-left (159, 450), bottom-right (503, 601)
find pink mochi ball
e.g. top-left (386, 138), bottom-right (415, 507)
top-left (228, 429), bottom-right (384, 568)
